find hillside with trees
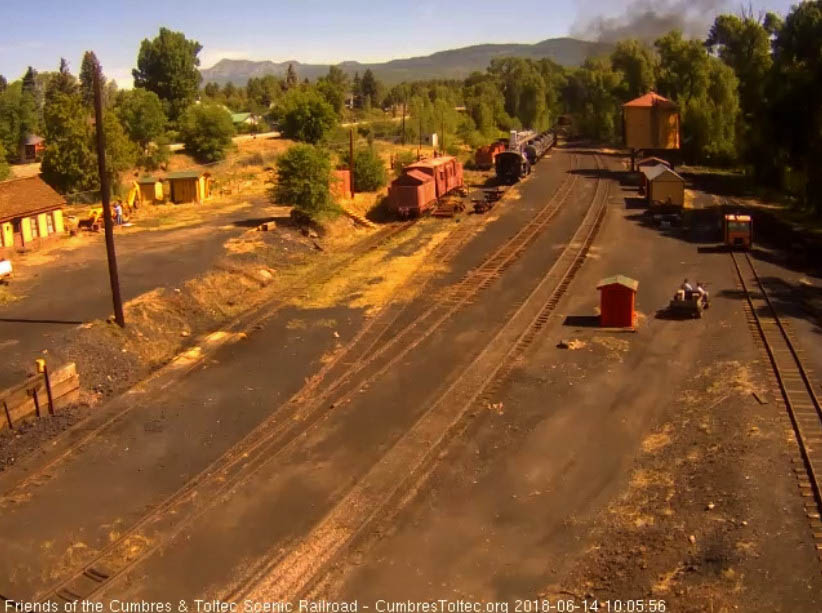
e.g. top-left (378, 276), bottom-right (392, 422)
top-left (1, 3), bottom-right (821, 214)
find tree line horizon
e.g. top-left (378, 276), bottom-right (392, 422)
top-left (0, 2), bottom-right (820, 213)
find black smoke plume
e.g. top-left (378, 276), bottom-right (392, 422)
top-left (573, 0), bottom-right (729, 43)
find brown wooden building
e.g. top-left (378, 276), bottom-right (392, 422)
top-left (623, 92), bottom-right (680, 151)
top-left (0, 176), bottom-right (66, 255)
top-left (166, 170), bottom-right (212, 204)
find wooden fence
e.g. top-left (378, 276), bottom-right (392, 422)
top-left (0, 363), bottom-right (80, 431)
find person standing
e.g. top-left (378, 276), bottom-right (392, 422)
top-left (114, 201), bottom-right (123, 225)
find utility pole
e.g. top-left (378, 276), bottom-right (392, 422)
top-left (93, 63), bottom-right (125, 327)
top-left (401, 97), bottom-right (407, 145)
top-left (418, 115), bottom-right (422, 160)
top-left (349, 128), bottom-right (355, 197)
top-left (441, 112), bottom-right (445, 154)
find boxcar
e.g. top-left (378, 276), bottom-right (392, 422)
top-left (388, 155), bottom-right (464, 217)
top-left (475, 140), bottom-right (507, 169)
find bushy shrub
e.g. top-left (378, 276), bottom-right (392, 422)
top-left (273, 144), bottom-right (339, 220)
top-left (353, 146), bottom-right (388, 192)
top-left (178, 103), bottom-right (235, 162)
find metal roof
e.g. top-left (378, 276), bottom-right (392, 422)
top-left (406, 155), bottom-right (456, 170)
top-left (637, 156), bottom-right (671, 167)
top-left (136, 176), bottom-right (159, 184)
top-left (231, 112), bottom-right (252, 123)
top-left (623, 92), bottom-right (678, 110)
top-left (597, 275), bottom-right (639, 291)
top-left (0, 176), bottom-right (65, 223)
top-left (24, 134), bottom-right (44, 146)
top-left (394, 170), bottom-right (431, 185)
top-left (640, 164), bottom-right (683, 183)
top-left (165, 170), bottom-right (209, 180)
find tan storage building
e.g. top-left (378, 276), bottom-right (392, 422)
top-left (623, 92), bottom-right (680, 151)
top-left (136, 176), bottom-right (164, 204)
top-left (166, 170), bottom-right (212, 204)
top-left (0, 176), bottom-right (65, 255)
top-left (641, 164), bottom-right (685, 207)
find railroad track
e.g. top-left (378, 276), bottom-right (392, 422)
top-left (0, 217), bottom-right (420, 506)
top-left (10, 153), bottom-right (583, 604)
top-left (234, 154), bottom-right (610, 601)
top-left (731, 251), bottom-right (822, 561)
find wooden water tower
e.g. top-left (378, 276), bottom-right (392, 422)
top-left (622, 92), bottom-right (680, 170)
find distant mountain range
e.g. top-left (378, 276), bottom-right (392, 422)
top-left (200, 37), bottom-right (613, 86)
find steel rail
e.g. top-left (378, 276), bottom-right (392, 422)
top-left (234, 154), bottom-right (610, 601)
top-left (29, 154), bottom-right (583, 604)
top-left (731, 252), bottom-right (822, 515)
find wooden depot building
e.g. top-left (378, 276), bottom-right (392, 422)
top-left (0, 176), bottom-right (66, 255)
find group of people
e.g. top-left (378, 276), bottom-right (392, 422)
top-left (680, 278), bottom-right (709, 306)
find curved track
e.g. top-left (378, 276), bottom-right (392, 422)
top-left (234, 154), bottom-right (610, 601)
top-left (22, 155), bottom-right (583, 604)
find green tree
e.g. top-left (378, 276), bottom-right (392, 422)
top-left (133, 27), bottom-right (203, 121)
top-left (360, 69), bottom-right (381, 109)
top-left (652, 30), bottom-right (741, 163)
top-left (680, 59), bottom-right (740, 164)
top-left (276, 88), bottom-right (337, 143)
top-left (705, 14), bottom-right (774, 118)
top-left (0, 75), bottom-right (7, 94)
top-left (272, 143), bottom-right (337, 220)
top-left (610, 39), bottom-right (658, 101)
top-left (352, 146), bottom-right (387, 192)
top-left (178, 103), bottom-right (235, 162)
top-left (768, 0), bottom-right (822, 211)
top-left (247, 75), bottom-right (282, 111)
top-left (79, 51), bottom-right (102, 108)
top-left (115, 87), bottom-right (167, 149)
top-left (102, 112), bottom-right (138, 193)
top-left (0, 82), bottom-right (23, 160)
top-left (563, 58), bottom-right (621, 140)
top-left (203, 82), bottom-right (221, 98)
top-left (285, 64), bottom-right (298, 89)
top-left (488, 58), bottom-right (549, 130)
top-left (40, 89), bottom-right (96, 193)
top-left (0, 142), bottom-right (10, 180)
top-left (19, 66), bottom-right (42, 140)
top-left (655, 31), bottom-right (710, 105)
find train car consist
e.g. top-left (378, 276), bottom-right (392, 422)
top-left (388, 155), bottom-right (464, 218)
top-left (524, 131), bottom-right (555, 165)
top-left (494, 129), bottom-right (555, 184)
top-left (495, 151), bottom-right (530, 184)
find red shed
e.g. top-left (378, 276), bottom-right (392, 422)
top-left (332, 169), bottom-right (352, 200)
top-left (597, 275), bottom-right (639, 328)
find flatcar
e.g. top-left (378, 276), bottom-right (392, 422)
top-left (495, 151), bottom-right (530, 184)
top-left (388, 155), bottom-right (464, 218)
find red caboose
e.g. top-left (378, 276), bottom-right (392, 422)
top-left (388, 155), bottom-right (464, 217)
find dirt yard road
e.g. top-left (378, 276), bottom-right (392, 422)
top-left (0, 197), bottom-right (273, 388)
top-left (1, 147), bottom-right (820, 611)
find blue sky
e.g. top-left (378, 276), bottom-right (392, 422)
top-left (0, 0), bottom-right (796, 87)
